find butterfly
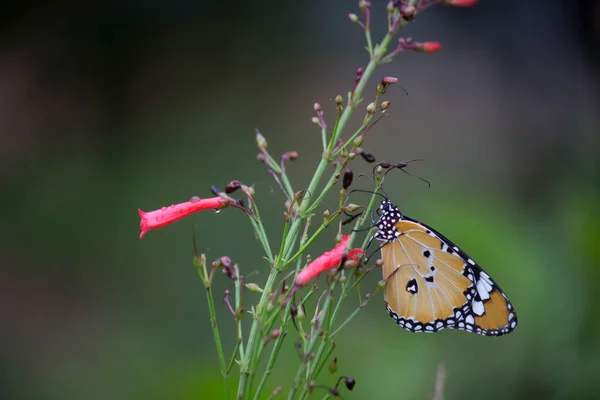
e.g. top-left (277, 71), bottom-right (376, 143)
top-left (371, 199), bottom-right (517, 336)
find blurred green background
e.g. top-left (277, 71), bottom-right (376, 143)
top-left (2, 1), bottom-right (599, 399)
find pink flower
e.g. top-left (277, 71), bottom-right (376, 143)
top-left (443, 0), bottom-right (478, 7)
top-left (138, 196), bottom-right (230, 239)
top-left (294, 235), bottom-right (364, 287)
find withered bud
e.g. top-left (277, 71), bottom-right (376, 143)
top-left (245, 283), bottom-right (263, 293)
top-left (283, 151), bottom-right (299, 161)
top-left (323, 209), bottom-right (330, 219)
top-left (401, 5), bottom-right (416, 19)
top-left (342, 169), bottom-right (353, 189)
top-left (344, 376), bottom-right (356, 391)
top-left (225, 180), bottom-right (242, 194)
top-left (348, 13), bottom-right (359, 23)
top-left (380, 100), bottom-right (391, 110)
top-left (361, 152), bottom-right (376, 163)
top-left (328, 357), bottom-right (338, 374)
top-left (335, 95), bottom-right (344, 106)
top-left (290, 304), bottom-right (298, 318)
top-left (219, 261), bottom-right (236, 280)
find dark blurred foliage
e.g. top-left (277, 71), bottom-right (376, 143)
top-left (1, 1), bottom-right (599, 399)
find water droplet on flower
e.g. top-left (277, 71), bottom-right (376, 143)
top-left (213, 209), bottom-right (221, 214)
top-left (161, 207), bottom-right (167, 211)
top-left (170, 204), bottom-right (175, 208)
top-left (190, 196), bottom-right (200, 202)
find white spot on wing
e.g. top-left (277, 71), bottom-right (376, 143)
top-left (472, 300), bottom-right (484, 316)
top-left (476, 280), bottom-right (491, 300)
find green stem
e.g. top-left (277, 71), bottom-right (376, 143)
top-left (290, 286), bottom-right (336, 400)
top-left (205, 286), bottom-right (229, 399)
top-left (282, 213), bottom-right (341, 269)
top-left (237, 269), bottom-right (279, 398)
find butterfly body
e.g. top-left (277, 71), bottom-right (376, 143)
top-left (373, 199), bottom-right (517, 336)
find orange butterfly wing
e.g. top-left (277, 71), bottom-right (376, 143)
top-left (376, 201), bottom-right (516, 336)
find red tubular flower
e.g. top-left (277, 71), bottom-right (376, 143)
top-left (138, 196), bottom-right (230, 239)
top-left (294, 235), bottom-right (364, 287)
top-left (411, 41), bottom-right (441, 53)
top-left (443, 0), bottom-right (478, 7)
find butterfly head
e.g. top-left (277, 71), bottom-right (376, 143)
top-left (373, 199), bottom-right (403, 242)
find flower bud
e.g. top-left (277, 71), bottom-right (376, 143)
top-left (401, 5), bottom-right (416, 19)
top-left (380, 100), bottom-right (390, 110)
top-left (328, 357), bottom-right (338, 374)
top-left (412, 41), bottom-right (441, 53)
top-left (361, 151), bottom-right (376, 163)
top-left (335, 95), bottom-right (343, 105)
top-left (225, 180), bottom-right (242, 194)
top-left (256, 131), bottom-right (267, 149)
top-left (366, 102), bottom-right (376, 114)
top-left (245, 283), bottom-right (263, 293)
top-left (270, 329), bottom-right (281, 339)
top-left (344, 376), bottom-right (356, 391)
top-left (342, 169), bottom-right (353, 189)
top-left (348, 13), bottom-right (359, 23)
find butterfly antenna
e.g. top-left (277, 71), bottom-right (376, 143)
top-left (398, 167), bottom-right (431, 188)
top-left (378, 159), bottom-right (431, 188)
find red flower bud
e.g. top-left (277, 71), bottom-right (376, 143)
top-left (411, 41), bottom-right (441, 53)
top-left (294, 235), bottom-right (364, 286)
top-left (443, 0), bottom-right (477, 7)
top-left (138, 196), bottom-right (230, 239)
